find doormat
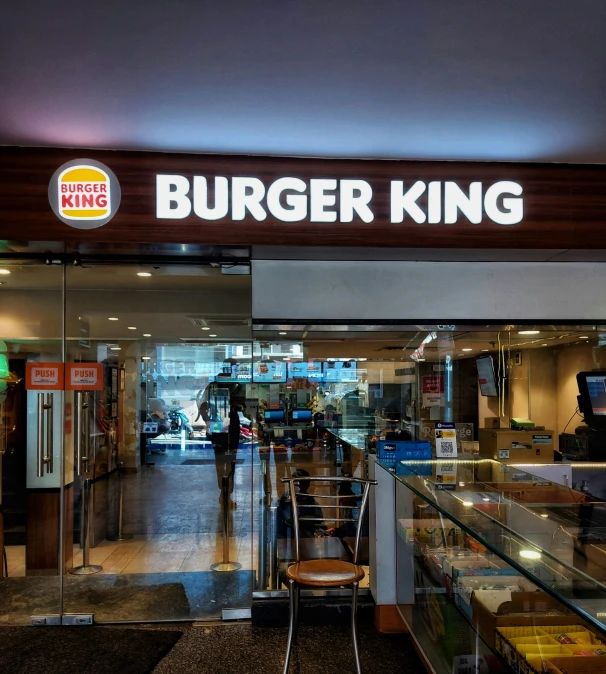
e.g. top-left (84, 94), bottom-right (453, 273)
top-left (181, 459), bottom-right (245, 465)
top-left (0, 626), bottom-right (182, 674)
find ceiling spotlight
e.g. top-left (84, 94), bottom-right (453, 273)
top-left (143, 333), bottom-right (151, 337)
top-left (0, 269), bottom-right (11, 275)
top-left (542, 343), bottom-right (548, 347)
top-left (462, 501), bottom-right (473, 507)
top-left (279, 332), bottom-right (287, 336)
top-left (209, 334), bottom-right (217, 337)
top-left (128, 326), bottom-right (137, 330)
top-left (110, 347), bottom-right (121, 351)
top-left (462, 348), bottom-right (472, 352)
top-left (108, 317), bottom-right (119, 321)
top-left (137, 272), bottom-right (152, 277)
top-left (540, 513), bottom-right (549, 518)
top-left (480, 349), bottom-right (489, 352)
top-left (201, 327), bottom-right (211, 331)
top-left (519, 330), bottom-right (539, 335)
top-left (580, 336), bottom-right (589, 340)
top-left (142, 356), bottom-right (151, 360)
top-left (283, 357), bottom-right (290, 361)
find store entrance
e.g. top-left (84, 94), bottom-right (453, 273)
top-left (0, 256), bottom-right (257, 624)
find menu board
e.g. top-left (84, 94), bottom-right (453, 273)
top-left (323, 360), bottom-right (357, 382)
top-left (288, 360), bottom-right (323, 379)
top-left (215, 362), bottom-right (252, 383)
top-left (253, 360), bottom-right (287, 383)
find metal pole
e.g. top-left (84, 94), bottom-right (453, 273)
top-left (107, 462), bottom-right (133, 541)
top-left (70, 477), bottom-right (102, 574)
top-left (211, 473), bottom-right (241, 572)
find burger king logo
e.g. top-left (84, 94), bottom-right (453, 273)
top-left (48, 159), bottom-right (121, 229)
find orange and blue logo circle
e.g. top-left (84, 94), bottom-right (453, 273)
top-left (49, 159), bottom-right (121, 229)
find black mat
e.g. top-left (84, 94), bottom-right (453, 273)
top-left (0, 626), bottom-right (182, 674)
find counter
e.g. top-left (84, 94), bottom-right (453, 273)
top-left (372, 455), bottom-right (606, 674)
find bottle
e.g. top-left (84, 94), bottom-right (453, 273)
top-left (555, 634), bottom-right (575, 645)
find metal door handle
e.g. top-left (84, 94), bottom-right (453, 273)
top-left (82, 393), bottom-right (90, 473)
top-left (45, 393), bottom-right (53, 474)
top-left (75, 391), bottom-right (88, 477)
top-left (36, 392), bottom-right (54, 477)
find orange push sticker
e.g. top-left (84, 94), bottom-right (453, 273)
top-left (26, 363), bottom-right (64, 390)
top-left (66, 363), bottom-right (104, 390)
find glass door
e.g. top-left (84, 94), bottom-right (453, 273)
top-left (0, 260), bottom-right (65, 625)
top-left (61, 261), bottom-right (256, 622)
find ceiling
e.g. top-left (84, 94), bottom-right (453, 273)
top-left (2, 1), bottom-right (606, 162)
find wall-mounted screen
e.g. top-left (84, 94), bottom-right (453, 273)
top-left (323, 360), bottom-right (357, 382)
top-left (215, 362), bottom-right (252, 383)
top-left (264, 409), bottom-right (285, 423)
top-left (577, 371), bottom-right (606, 421)
top-left (476, 355), bottom-right (498, 397)
top-left (292, 409), bottom-right (312, 422)
top-left (253, 360), bottom-right (287, 383)
top-left (288, 360), bottom-right (323, 379)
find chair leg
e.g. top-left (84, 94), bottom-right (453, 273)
top-left (293, 584), bottom-right (300, 644)
top-left (283, 579), bottom-right (297, 674)
top-left (351, 581), bottom-right (361, 674)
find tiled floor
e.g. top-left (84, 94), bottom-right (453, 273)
top-left (2, 443), bottom-right (369, 621)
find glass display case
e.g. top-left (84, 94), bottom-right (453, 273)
top-left (380, 455), bottom-right (606, 674)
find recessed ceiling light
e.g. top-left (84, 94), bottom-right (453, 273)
top-left (142, 356), bottom-right (151, 360)
top-left (110, 347), bottom-right (121, 351)
top-left (519, 330), bottom-right (539, 335)
top-left (137, 272), bottom-right (152, 277)
top-left (540, 513), bottom-right (549, 518)
top-left (519, 550), bottom-right (541, 560)
top-left (462, 501), bottom-right (474, 507)
top-left (143, 333), bottom-right (151, 337)
top-left (209, 334), bottom-right (217, 337)
top-left (580, 336), bottom-right (589, 339)
top-left (0, 269), bottom-right (11, 275)
top-left (542, 343), bottom-right (548, 346)
top-left (108, 317), bottom-right (119, 321)
top-left (279, 332), bottom-right (287, 336)
top-left (201, 327), bottom-right (211, 331)
top-left (283, 357), bottom-right (290, 361)
top-left (480, 349), bottom-right (489, 352)
top-left (128, 326), bottom-right (137, 330)
top-left (462, 348), bottom-right (473, 352)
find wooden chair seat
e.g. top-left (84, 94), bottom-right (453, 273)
top-left (286, 559), bottom-right (365, 587)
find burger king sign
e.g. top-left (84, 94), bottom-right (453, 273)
top-left (49, 159), bottom-right (121, 228)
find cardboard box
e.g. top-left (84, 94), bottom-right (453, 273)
top-left (479, 428), bottom-right (555, 464)
top-left (481, 596), bottom-right (575, 649)
top-left (456, 575), bottom-right (530, 620)
top-left (548, 656), bottom-right (606, 674)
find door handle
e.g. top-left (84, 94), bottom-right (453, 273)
top-left (75, 391), bottom-right (90, 477)
top-left (36, 392), bottom-right (54, 477)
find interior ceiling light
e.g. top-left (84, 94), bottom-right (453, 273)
top-left (519, 550), bottom-right (541, 560)
top-left (580, 336), bottom-right (589, 339)
top-left (279, 331), bottom-right (287, 335)
top-left (519, 330), bottom-right (540, 335)
top-left (137, 272), bottom-right (152, 277)
top-left (462, 348), bottom-right (473, 352)
top-left (0, 269), bottom-right (11, 275)
top-left (481, 349), bottom-right (489, 352)
top-left (142, 356), bottom-right (151, 360)
top-left (143, 333), bottom-right (151, 337)
top-left (108, 317), bottom-right (119, 321)
top-left (128, 326), bottom-right (137, 330)
top-left (542, 343), bottom-right (548, 346)
top-left (201, 327), bottom-right (211, 331)
top-left (110, 347), bottom-right (121, 351)
top-left (209, 334), bottom-right (217, 337)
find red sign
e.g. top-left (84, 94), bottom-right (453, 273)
top-left (65, 363), bottom-right (104, 390)
top-left (422, 375), bottom-right (444, 394)
top-left (26, 362), bottom-right (64, 390)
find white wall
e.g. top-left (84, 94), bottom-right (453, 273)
top-left (252, 260), bottom-right (606, 321)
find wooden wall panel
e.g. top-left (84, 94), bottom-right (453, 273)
top-left (1, 146), bottom-right (606, 248)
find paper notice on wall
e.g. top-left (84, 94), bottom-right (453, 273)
top-left (435, 422), bottom-right (458, 458)
top-left (422, 393), bottom-right (443, 407)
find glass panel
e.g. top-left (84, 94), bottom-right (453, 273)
top-left (63, 262), bottom-right (254, 622)
top-left (389, 458), bottom-right (606, 674)
top-left (0, 261), bottom-right (64, 624)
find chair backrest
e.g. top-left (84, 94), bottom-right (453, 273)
top-left (280, 476), bottom-right (377, 564)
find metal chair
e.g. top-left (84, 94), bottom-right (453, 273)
top-left (281, 475), bottom-right (377, 674)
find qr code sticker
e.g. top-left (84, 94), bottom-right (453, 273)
top-left (440, 440), bottom-right (454, 455)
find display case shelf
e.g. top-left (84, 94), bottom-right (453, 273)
top-left (379, 455), bottom-right (606, 674)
